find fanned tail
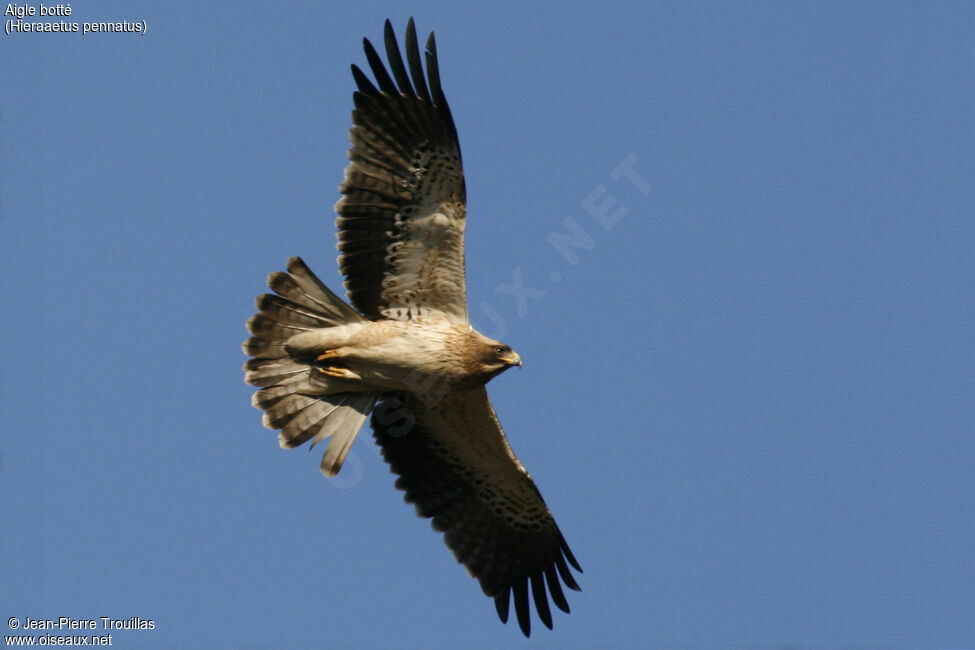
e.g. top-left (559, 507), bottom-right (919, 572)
top-left (243, 257), bottom-right (378, 477)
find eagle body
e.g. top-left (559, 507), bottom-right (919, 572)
top-left (243, 19), bottom-right (581, 637)
top-left (285, 317), bottom-right (520, 392)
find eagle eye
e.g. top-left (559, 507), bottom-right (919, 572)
top-left (495, 346), bottom-right (506, 355)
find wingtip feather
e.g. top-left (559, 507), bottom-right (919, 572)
top-left (494, 589), bottom-right (510, 624)
top-left (513, 579), bottom-right (531, 637)
top-left (530, 571), bottom-right (553, 630)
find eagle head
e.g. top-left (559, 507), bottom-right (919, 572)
top-left (471, 338), bottom-right (522, 382)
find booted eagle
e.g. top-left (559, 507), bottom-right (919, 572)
top-left (243, 18), bottom-right (581, 637)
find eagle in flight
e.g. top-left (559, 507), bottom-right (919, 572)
top-left (243, 18), bottom-right (581, 636)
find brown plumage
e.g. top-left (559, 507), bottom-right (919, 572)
top-left (243, 18), bottom-right (580, 637)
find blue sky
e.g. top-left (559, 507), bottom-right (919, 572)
top-left (3, 1), bottom-right (974, 648)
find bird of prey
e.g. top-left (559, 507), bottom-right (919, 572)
top-left (243, 18), bottom-right (581, 637)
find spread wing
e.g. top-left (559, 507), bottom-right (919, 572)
top-left (336, 18), bottom-right (468, 324)
top-left (372, 389), bottom-right (582, 637)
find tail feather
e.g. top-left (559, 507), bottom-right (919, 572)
top-left (243, 257), bottom-right (378, 477)
top-left (242, 337), bottom-right (287, 359)
top-left (267, 257), bottom-right (364, 323)
top-left (261, 392), bottom-right (318, 430)
top-left (244, 357), bottom-right (306, 388)
top-left (317, 394), bottom-right (376, 476)
top-left (281, 399), bottom-right (338, 448)
top-left (251, 373), bottom-right (312, 410)
top-left (246, 313), bottom-right (310, 342)
top-left (256, 293), bottom-right (336, 328)
top-left (282, 394), bottom-right (357, 448)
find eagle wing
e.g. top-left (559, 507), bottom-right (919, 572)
top-left (336, 19), bottom-right (468, 324)
top-left (372, 389), bottom-right (582, 637)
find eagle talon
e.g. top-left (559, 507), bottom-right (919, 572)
top-left (313, 351), bottom-right (361, 380)
top-left (315, 366), bottom-right (351, 378)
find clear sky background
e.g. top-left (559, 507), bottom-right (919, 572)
top-left (3, 2), bottom-right (974, 648)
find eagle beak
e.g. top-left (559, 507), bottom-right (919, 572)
top-left (502, 352), bottom-right (523, 368)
